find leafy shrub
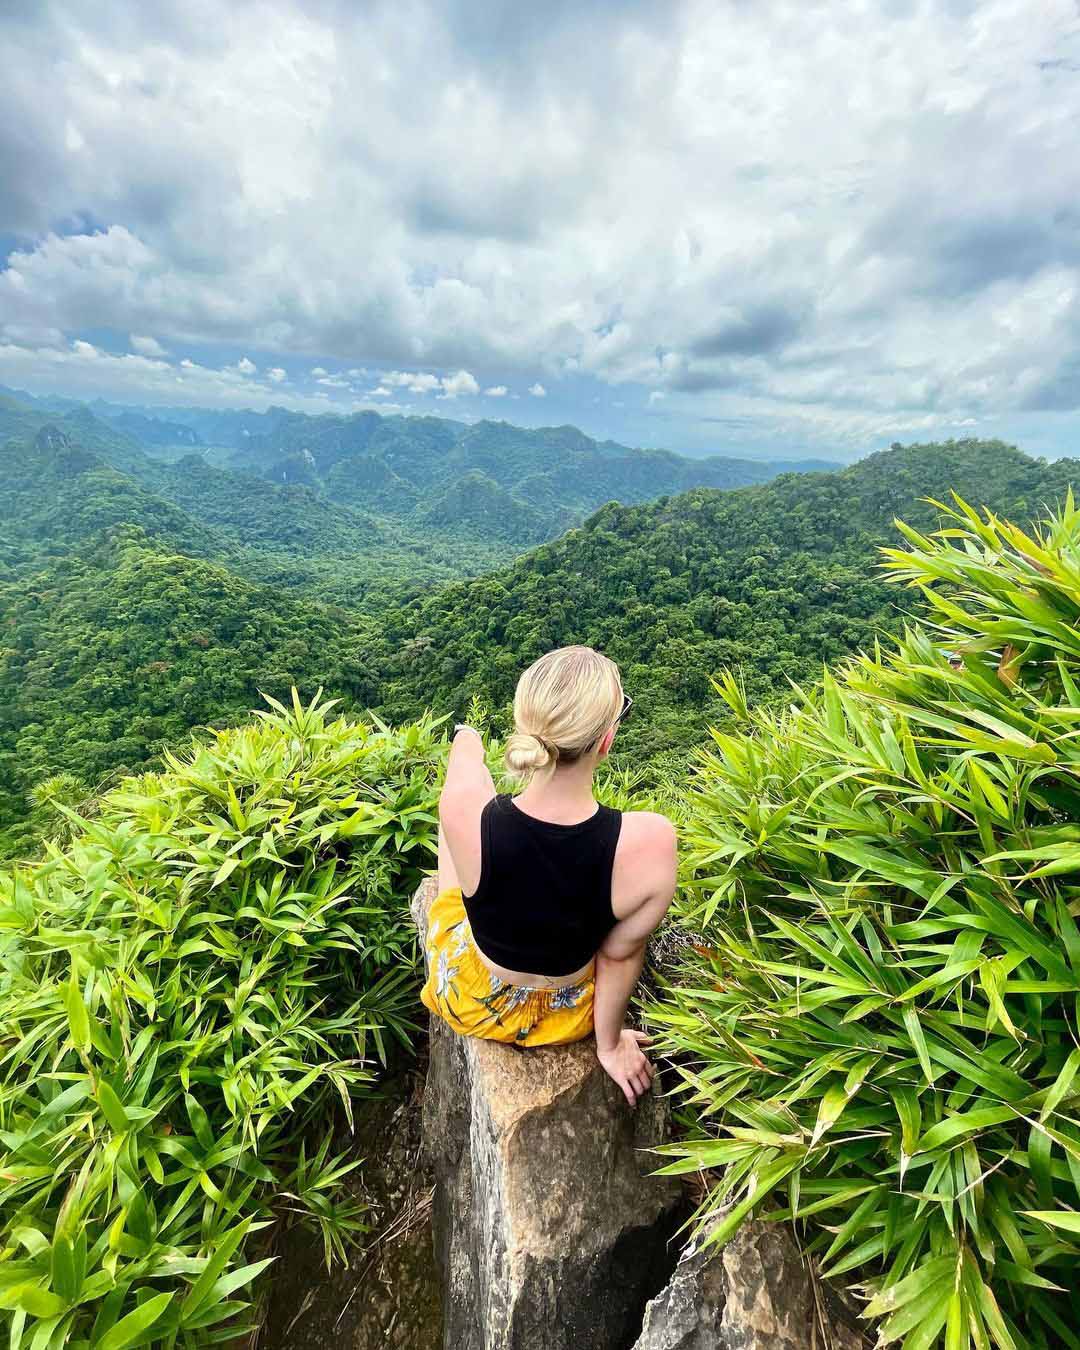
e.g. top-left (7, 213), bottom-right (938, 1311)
top-left (648, 497), bottom-right (1080, 1349)
top-left (0, 692), bottom-right (443, 1347)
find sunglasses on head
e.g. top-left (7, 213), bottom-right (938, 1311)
top-left (614, 691), bottom-right (633, 725)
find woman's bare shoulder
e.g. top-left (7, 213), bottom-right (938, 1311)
top-left (615, 810), bottom-right (678, 867)
top-left (618, 808), bottom-right (677, 842)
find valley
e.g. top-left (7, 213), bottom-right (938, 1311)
top-left (2, 386), bottom-right (1075, 860)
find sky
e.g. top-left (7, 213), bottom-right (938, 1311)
top-left (1, 0), bottom-right (1079, 462)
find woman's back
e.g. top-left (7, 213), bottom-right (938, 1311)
top-left (423, 643), bottom-right (677, 1106)
top-left (462, 793), bottom-right (622, 978)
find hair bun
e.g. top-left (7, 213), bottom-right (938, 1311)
top-left (504, 731), bottom-right (554, 777)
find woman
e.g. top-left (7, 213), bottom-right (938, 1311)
top-left (420, 645), bottom-right (678, 1107)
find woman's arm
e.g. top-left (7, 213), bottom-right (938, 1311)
top-left (593, 815), bottom-right (677, 1106)
top-left (438, 726), bottom-right (496, 896)
top-left (443, 724), bottom-right (495, 802)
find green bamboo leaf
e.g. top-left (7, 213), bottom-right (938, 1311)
top-left (892, 1086), bottom-right (921, 1182)
top-left (1020, 1209), bottom-right (1080, 1233)
top-left (94, 1292), bottom-right (174, 1349)
top-left (916, 1106), bottom-right (1017, 1153)
top-left (184, 1092), bottom-right (214, 1152)
top-left (95, 1081), bottom-right (129, 1135)
top-left (1041, 1047), bottom-right (1080, 1122)
top-left (0, 1285), bottom-right (65, 1318)
top-left (902, 1006), bottom-right (935, 1086)
top-left (1029, 1122), bottom-right (1055, 1208)
top-left (62, 972), bottom-right (90, 1052)
top-left (50, 1234), bottom-right (78, 1304)
top-left (811, 1084), bottom-right (850, 1145)
top-left (202, 1256), bottom-right (276, 1305)
top-left (212, 856), bottom-right (240, 888)
top-left (180, 1218), bottom-right (253, 1321)
top-left (863, 1254), bottom-right (955, 1318)
top-left (698, 1155), bottom-right (801, 1251)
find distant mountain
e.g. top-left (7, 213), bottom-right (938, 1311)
top-left (418, 469), bottom-right (561, 545)
top-left (1, 390), bottom-right (839, 582)
top-left (0, 406), bottom-right (474, 606)
top-left (188, 405), bottom-right (840, 541)
top-left (362, 439), bottom-right (1080, 757)
top-left (81, 398), bottom-right (838, 539)
top-left (0, 424), bottom-right (216, 565)
top-left (105, 410), bottom-right (204, 448)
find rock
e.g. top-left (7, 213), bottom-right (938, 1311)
top-left (257, 1066), bottom-right (442, 1350)
top-left (632, 1218), bottom-right (866, 1350)
top-left (33, 425), bottom-right (72, 453)
top-left (413, 876), bottom-right (687, 1350)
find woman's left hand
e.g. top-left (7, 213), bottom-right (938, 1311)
top-left (596, 1028), bottom-right (655, 1107)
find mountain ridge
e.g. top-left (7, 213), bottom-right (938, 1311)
top-left (4, 435), bottom-right (1073, 855)
top-left (0, 388), bottom-right (840, 590)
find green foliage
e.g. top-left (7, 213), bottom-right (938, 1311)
top-left (366, 439), bottom-right (1080, 761)
top-left (0, 421), bottom-right (470, 611)
top-left (209, 405), bottom-right (820, 542)
top-left (2, 395), bottom-right (822, 610)
top-left (0, 692), bottom-right (444, 1346)
top-left (647, 496), bottom-right (1080, 1347)
top-left (0, 534), bottom-right (402, 855)
top-left (4, 438), bottom-right (1076, 859)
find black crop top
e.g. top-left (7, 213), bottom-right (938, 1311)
top-left (462, 793), bottom-right (623, 978)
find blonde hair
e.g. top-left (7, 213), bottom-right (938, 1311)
top-left (504, 645), bottom-right (624, 780)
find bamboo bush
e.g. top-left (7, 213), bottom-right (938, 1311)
top-left (647, 496), bottom-right (1080, 1349)
top-left (0, 691), bottom-right (444, 1347)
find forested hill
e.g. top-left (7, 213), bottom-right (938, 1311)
top-left (0, 419), bottom-right (454, 607)
top-left (3, 432), bottom-right (1076, 856)
top-left (0, 390), bottom-right (836, 586)
top-left (197, 405), bottom-right (835, 542)
top-left (363, 439), bottom-right (1080, 756)
top-left (0, 531), bottom-right (381, 855)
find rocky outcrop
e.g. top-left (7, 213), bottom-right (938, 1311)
top-left (632, 1219), bottom-right (865, 1350)
top-left (259, 878), bottom-right (864, 1350)
top-left (33, 425), bottom-right (72, 453)
top-left (413, 876), bottom-right (686, 1350)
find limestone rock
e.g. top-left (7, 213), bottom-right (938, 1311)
top-left (33, 425), bottom-right (72, 453)
top-left (632, 1218), bottom-right (866, 1350)
top-left (413, 876), bottom-right (686, 1350)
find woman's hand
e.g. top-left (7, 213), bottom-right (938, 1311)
top-left (596, 1028), bottom-right (655, 1107)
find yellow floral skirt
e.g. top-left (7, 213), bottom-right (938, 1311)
top-left (419, 885), bottom-right (595, 1046)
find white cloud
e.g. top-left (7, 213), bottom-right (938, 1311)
top-left (382, 367), bottom-right (480, 397)
top-left (484, 385), bottom-right (508, 397)
top-left (129, 333), bottom-right (167, 357)
top-left (367, 385), bottom-right (393, 398)
top-left (267, 366), bottom-right (286, 383)
top-left (528, 382), bottom-right (547, 398)
top-left (438, 369), bottom-right (480, 399)
top-left (2, 2), bottom-right (1080, 451)
top-left (384, 370), bottom-right (442, 394)
top-left (0, 336), bottom-right (361, 414)
top-left (235, 356), bottom-right (257, 375)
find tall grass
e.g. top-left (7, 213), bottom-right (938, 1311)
top-left (0, 692), bottom-right (443, 1347)
top-left (647, 496), bottom-right (1080, 1349)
